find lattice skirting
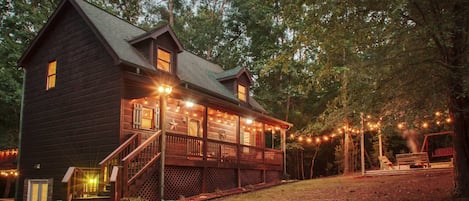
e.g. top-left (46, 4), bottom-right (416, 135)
top-left (206, 168), bottom-right (237, 193)
top-left (265, 170), bottom-right (281, 183)
top-left (239, 169), bottom-right (262, 187)
top-left (165, 166), bottom-right (203, 200)
top-left (136, 162), bottom-right (161, 201)
top-left (136, 166), bottom-right (276, 200)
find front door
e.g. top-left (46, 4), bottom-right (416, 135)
top-left (27, 179), bottom-right (49, 201)
top-left (187, 119), bottom-right (202, 156)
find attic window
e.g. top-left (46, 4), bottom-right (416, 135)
top-left (157, 48), bottom-right (171, 72)
top-left (238, 84), bottom-right (247, 102)
top-left (46, 60), bottom-right (57, 90)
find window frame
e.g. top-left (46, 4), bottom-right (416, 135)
top-left (46, 60), bottom-right (57, 90)
top-left (27, 179), bottom-right (51, 201)
top-left (156, 47), bottom-right (172, 73)
top-left (133, 103), bottom-right (159, 130)
top-left (237, 84), bottom-right (247, 102)
top-left (141, 106), bottom-right (155, 130)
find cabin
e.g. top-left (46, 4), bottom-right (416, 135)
top-left (16, 0), bottom-right (292, 200)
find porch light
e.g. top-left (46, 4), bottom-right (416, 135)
top-left (88, 177), bottom-right (98, 185)
top-left (158, 85), bottom-right (172, 94)
top-left (185, 101), bottom-right (195, 108)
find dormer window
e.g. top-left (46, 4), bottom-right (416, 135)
top-left (238, 84), bottom-right (247, 102)
top-left (157, 48), bottom-right (171, 72)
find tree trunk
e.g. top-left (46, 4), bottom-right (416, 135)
top-left (296, 149), bottom-right (300, 179)
top-left (449, 2), bottom-right (469, 198)
top-left (3, 176), bottom-right (11, 198)
top-left (310, 145), bottom-right (320, 179)
top-left (301, 150), bottom-right (305, 180)
top-left (168, 0), bottom-right (174, 27)
top-left (285, 95), bottom-right (291, 122)
top-left (451, 88), bottom-right (469, 198)
top-left (344, 130), bottom-right (350, 174)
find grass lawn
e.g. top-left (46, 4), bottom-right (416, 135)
top-left (216, 169), bottom-right (454, 201)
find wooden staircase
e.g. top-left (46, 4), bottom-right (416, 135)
top-left (99, 130), bottom-right (162, 199)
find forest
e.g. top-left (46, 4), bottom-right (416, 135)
top-left (0, 0), bottom-right (468, 198)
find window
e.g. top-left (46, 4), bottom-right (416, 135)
top-left (46, 60), bottom-right (56, 90)
top-left (27, 179), bottom-right (49, 201)
top-left (141, 107), bottom-right (154, 129)
top-left (157, 48), bottom-right (171, 72)
top-left (238, 84), bottom-right (247, 102)
top-left (133, 103), bottom-right (159, 130)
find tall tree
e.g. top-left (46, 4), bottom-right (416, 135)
top-left (289, 0), bottom-right (468, 197)
top-left (0, 0), bottom-right (59, 149)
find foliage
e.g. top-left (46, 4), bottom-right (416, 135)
top-left (0, 0), bottom-right (59, 149)
top-left (4, 0), bottom-right (468, 196)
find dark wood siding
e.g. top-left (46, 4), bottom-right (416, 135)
top-left (18, 3), bottom-right (121, 201)
top-left (238, 73), bottom-right (251, 87)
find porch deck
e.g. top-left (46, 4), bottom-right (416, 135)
top-left (165, 132), bottom-right (283, 170)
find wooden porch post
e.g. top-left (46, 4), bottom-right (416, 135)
top-left (236, 116), bottom-right (241, 188)
top-left (281, 129), bottom-right (287, 176)
top-left (202, 106), bottom-right (208, 193)
top-left (159, 94), bottom-right (166, 201)
top-left (158, 85), bottom-right (172, 201)
top-left (262, 124), bottom-right (266, 183)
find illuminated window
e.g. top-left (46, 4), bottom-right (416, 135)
top-left (238, 84), bottom-right (247, 102)
top-left (133, 103), bottom-right (158, 130)
top-left (157, 48), bottom-right (171, 72)
top-left (27, 179), bottom-right (49, 201)
top-left (141, 107), bottom-right (154, 129)
top-left (46, 60), bottom-right (56, 90)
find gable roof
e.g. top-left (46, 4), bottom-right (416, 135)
top-left (130, 25), bottom-right (184, 52)
top-left (18, 0), bottom-right (270, 114)
top-left (215, 66), bottom-right (254, 84)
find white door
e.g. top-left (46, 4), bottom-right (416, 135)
top-left (27, 179), bottom-right (49, 201)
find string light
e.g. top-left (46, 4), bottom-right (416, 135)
top-left (0, 169), bottom-right (17, 177)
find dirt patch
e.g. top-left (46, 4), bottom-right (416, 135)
top-left (216, 169), bottom-right (455, 201)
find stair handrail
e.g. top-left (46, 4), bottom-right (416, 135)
top-left (99, 133), bottom-right (141, 192)
top-left (99, 133), bottom-right (141, 166)
top-left (122, 130), bottom-right (162, 186)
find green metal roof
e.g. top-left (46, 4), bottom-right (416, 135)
top-left (74, 0), bottom-right (266, 112)
top-left (74, 0), bottom-right (154, 71)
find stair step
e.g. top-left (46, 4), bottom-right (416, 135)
top-left (72, 196), bottom-right (110, 201)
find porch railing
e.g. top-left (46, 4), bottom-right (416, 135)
top-left (264, 148), bottom-right (283, 165)
top-left (240, 145), bottom-right (264, 164)
top-left (122, 130), bottom-right (162, 186)
top-left (166, 132), bottom-right (282, 166)
top-left (99, 133), bottom-right (141, 193)
top-left (207, 139), bottom-right (238, 163)
top-left (166, 133), bottom-right (204, 159)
